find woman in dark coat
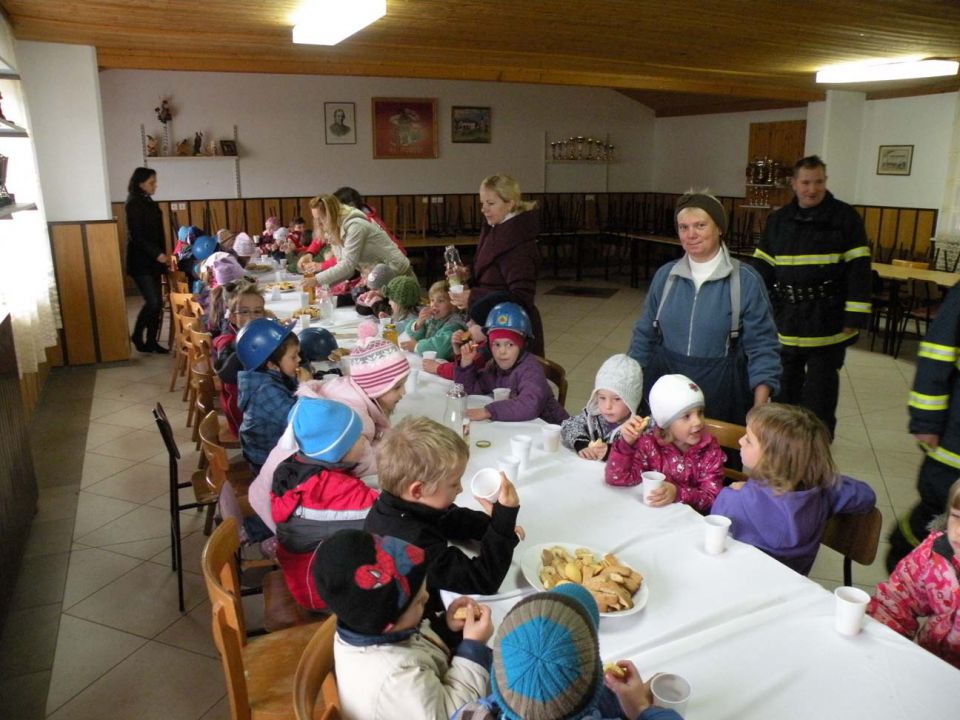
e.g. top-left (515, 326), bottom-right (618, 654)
top-left (124, 167), bottom-right (169, 353)
top-left (449, 174), bottom-right (545, 356)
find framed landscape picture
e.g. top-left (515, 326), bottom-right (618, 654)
top-left (451, 106), bottom-right (491, 143)
top-left (877, 145), bottom-right (913, 176)
top-left (372, 97), bottom-right (438, 159)
top-left (325, 102), bottom-right (356, 145)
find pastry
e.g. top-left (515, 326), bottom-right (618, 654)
top-left (538, 546), bottom-right (643, 613)
top-left (603, 663), bottom-right (626, 678)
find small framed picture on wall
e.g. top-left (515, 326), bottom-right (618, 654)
top-left (451, 106), bottom-right (492, 143)
top-left (325, 102), bottom-right (357, 145)
top-left (372, 97), bottom-right (438, 159)
top-left (877, 145), bottom-right (913, 176)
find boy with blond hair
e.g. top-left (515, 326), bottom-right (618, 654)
top-left (365, 417), bottom-right (523, 617)
top-left (400, 280), bottom-right (466, 360)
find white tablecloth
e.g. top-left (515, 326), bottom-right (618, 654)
top-left (265, 294), bottom-right (960, 718)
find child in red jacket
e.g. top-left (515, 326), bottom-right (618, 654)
top-left (271, 397), bottom-right (379, 610)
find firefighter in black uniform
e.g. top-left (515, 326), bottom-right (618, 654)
top-left (888, 281), bottom-right (960, 570)
top-left (753, 155), bottom-right (872, 437)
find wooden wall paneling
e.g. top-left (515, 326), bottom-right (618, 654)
top-left (861, 207), bottom-right (882, 248)
top-left (50, 224), bottom-right (97, 364)
top-left (459, 194), bottom-right (477, 233)
top-left (85, 222), bottom-right (130, 362)
top-left (381, 196), bottom-right (399, 236)
top-left (281, 198), bottom-right (300, 225)
top-left (188, 200), bottom-right (208, 231)
top-left (878, 208), bottom-right (900, 255)
top-left (769, 120), bottom-right (807, 165)
top-left (414, 195), bottom-right (429, 237)
top-left (748, 122), bottom-right (771, 157)
top-left (112, 201), bottom-right (136, 292)
top-left (170, 204), bottom-right (191, 233)
top-left (226, 199), bottom-right (246, 233)
top-left (896, 209), bottom-right (919, 258)
top-left (263, 198), bottom-right (282, 223)
top-left (245, 199), bottom-right (264, 237)
top-left (207, 200), bottom-right (227, 232)
top-left (917, 211), bottom-right (937, 257)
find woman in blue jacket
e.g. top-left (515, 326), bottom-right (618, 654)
top-left (627, 192), bottom-right (781, 426)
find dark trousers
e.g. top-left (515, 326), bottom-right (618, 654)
top-left (130, 273), bottom-right (164, 344)
top-left (887, 455), bottom-right (957, 571)
top-left (778, 344), bottom-right (846, 437)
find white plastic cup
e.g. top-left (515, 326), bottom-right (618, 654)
top-left (449, 284), bottom-right (464, 295)
top-left (704, 515), bottom-right (731, 555)
top-left (422, 350), bottom-right (438, 361)
top-left (834, 586), bottom-right (871, 636)
top-left (406, 367), bottom-right (420, 392)
top-left (492, 387), bottom-right (511, 401)
top-left (651, 673), bottom-right (691, 717)
top-left (275, 270), bottom-right (283, 283)
top-left (339, 356), bottom-right (351, 376)
top-left (542, 424), bottom-right (562, 452)
top-left (471, 468), bottom-right (502, 502)
top-left (511, 435), bottom-right (533, 470)
top-left (299, 291), bottom-right (310, 307)
top-left (298, 314), bottom-right (310, 330)
top-left (270, 288), bottom-right (281, 302)
top-left (641, 471), bottom-right (665, 504)
top-left (498, 455), bottom-right (520, 484)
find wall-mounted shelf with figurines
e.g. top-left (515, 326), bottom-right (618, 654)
top-left (140, 121), bottom-right (243, 197)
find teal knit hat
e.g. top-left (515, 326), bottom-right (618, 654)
top-left (491, 583), bottom-right (602, 720)
top-left (383, 275), bottom-right (422, 309)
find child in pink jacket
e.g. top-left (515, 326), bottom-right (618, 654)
top-left (605, 374), bottom-right (724, 513)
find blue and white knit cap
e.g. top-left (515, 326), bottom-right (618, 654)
top-left (492, 583), bottom-right (602, 720)
top-left (289, 397), bottom-right (363, 463)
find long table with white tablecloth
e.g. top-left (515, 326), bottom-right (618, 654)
top-left (265, 291), bottom-right (960, 719)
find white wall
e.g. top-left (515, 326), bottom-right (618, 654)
top-left (821, 91), bottom-right (866, 201)
top-left (652, 107), bottom-right (808, 196)
top-left (856, 92), bottom-right (958, 208)
top-left (16, 42), bottom-right (112, 221)
top-left (98, 70), bottom-right (657, 202)
top-left (804, 102), bottom-right (825, 158)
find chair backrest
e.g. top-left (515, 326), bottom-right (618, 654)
top-left (199, 410), bottom-right (231, 492)
top-left (293, 618), bottom-right (341, 720)
top-left (821, 507), bottom-right (883, 585)
top-left (189, 328), bottom-right (214, 374)
top-left (202, 518), bottom-right (253, 720)
top-left (535, 356), bottom-right (568, 407)
top-left (153, 402), bottom-right (180, 463)
top-left (704, 417), bottom-right (748, 483)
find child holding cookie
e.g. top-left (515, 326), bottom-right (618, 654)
top-left (605, 374), bottom-right (724, 512)
top-left (562, 354), bottom-right (642, 461)
top-left (400, 280), bottom-right (466, 360)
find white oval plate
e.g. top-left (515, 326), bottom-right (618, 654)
top-left (520, 542), bottom-right (648, 617)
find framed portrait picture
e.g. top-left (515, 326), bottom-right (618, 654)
top-left (451, 106), bottom-right (491, 143)
top-left (325, 102), bottom-right (356, 145)
top-left (219, 139), bottom-right (238, 156)
top-left (372, 97), bottom-right (438, 159)
top-left (877, 145), bottom-right (913, 176)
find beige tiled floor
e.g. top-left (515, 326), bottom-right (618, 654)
top-left (1, 273), bottom-right (928, 719)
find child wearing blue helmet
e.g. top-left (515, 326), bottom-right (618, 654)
top-left (455, 302), bottom-right (569, 424)
top-left (237, 318), bottom-right (311, 471)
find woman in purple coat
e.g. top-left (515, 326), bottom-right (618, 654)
top-left (449, 174), bottom-right (545, 356)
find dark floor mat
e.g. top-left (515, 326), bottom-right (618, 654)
top-left (545, 286), bottom-right (619, 299)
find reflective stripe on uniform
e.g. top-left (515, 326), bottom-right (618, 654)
top-left (842, 246), bottom-right (871, 262)
top-left (844, 301), bottom-right (872, 314)
top-left (927, 444), bottom-right (960, 471)
top-left (917, 341), bottom-right (959, 363)
top-left (762, 253), bottom-right (843, 266)
top-left (753, 248), bottom-right (775, 266)
top-left (778, 330), bottom-right (858, 347)
top-left (908, 391), bottom-right (950, 411)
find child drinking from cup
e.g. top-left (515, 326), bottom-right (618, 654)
top-left (455, 301), bottom-right (569, 424)
top-left (400, 280), bottom-right (466, 360)
top-left (605, 374), bottom-right (724, 512)
top-left (712, 403), bottom-right (876, 574)
top-left (562, 354), bottom-right (642, 461)
top-left (868, 477), bottom-right (960, 669)
top-left (313, 529), bottom-right (494, 720)
top-left (453, 583), bottom-right (682, 720)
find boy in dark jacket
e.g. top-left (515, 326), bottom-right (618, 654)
top-left (364, 416), bottom-right (523, 636)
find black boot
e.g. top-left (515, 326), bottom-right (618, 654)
top-left (143, 312), bottom-right (168, 353)
top-left (130, 317), bottom-right (149, 353)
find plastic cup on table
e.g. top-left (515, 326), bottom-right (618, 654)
top-left (492, 387), bottom-right (511, 401)
top-left (704, 515), bottom-right (731, 554)
top-left (510, 434), bottom-right (532, 470)
top-left (834, 586), bottom-right (871, 636)
top-left (299, 291), bottom-right (310, 307)
top-left (470, 468), bottom-right (502, 502)
top-left (651, 673), bottom-right (691, 717)
top-left (406, 367), bottom-right (420, 392)
top-left (498, 455), bottom-right (520, 484)
top-left (270, 288), bottom-right (281, 302)
top-left (541, 424), bottom-right (562, 452)
top-left (641, 471), bottom-right (665, 504)
top-left (298, 314), bottom-right (310, 330)
top-left (422, 350), bottom-right (438, 361)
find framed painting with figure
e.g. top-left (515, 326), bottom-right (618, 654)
top-left (877, 145), bottom-right (913, 176)
top-left (219, 140), bottom-right (238, 156)
top-left (325, 102), bottom-right (356, 145)
top-left (372, 97), bottom-right (438, 159)
top-left (451, 106), bottom-right (491, 143)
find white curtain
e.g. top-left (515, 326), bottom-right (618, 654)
top-left (937, 94), bottom-right (960, 238)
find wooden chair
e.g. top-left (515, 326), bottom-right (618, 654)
top-left (169, 292), bottom-right (197, 392)
top-left (821, 507), bottom-right (883, 586)
top-left (535, 356), bottom-right (568, 407)
top-left (198, 410), bottom-right (255, 513)
top-left (177, 312), bottom-right (203, 407)
top-left (202, 518), bottom-right (324, 720)
top-left (293, 617), bottom-right (341, 720)
top-left (893, 279), bottom-right (943, 358)
top-left (187, 327), bottom-right (216, 431)
top-left (153, 402), bottom-right (218, 612)
top-left (703, 417), bottom-right (748, 483)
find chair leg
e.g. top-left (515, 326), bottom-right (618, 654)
top-left (204, 504), bottom-right (216, 536)
top-left (173, 499), bottom-right (185, 612)
top-left (169, 354), bottom-right (181, 392)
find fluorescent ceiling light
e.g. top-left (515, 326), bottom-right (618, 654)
top-left (292, 0), bottom-right (386, 45)
top-left (816, 58), bottom-right (959, 84)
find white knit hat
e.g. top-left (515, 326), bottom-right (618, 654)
top-left (648, 374), bottom-right (705, 429)
top-left (233, 232), bottom-right (255, 256)
top-left (587, 354), bottom-right (643, 417)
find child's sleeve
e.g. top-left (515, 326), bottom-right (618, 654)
top-left (867, 544), bottom-right (931, 640)
top-left (605, 436), bottom-right (642, 487)
top-left (376, 652), bottom-right (490, 720)
top-left (427, 504), bottom-right (520, 595)
top-left (675, 439), bottom-right (725, 512)
top-left (561, 410), bottom-right (592, 451)
top-left (453, 360), bottom-right (487, 394)
top-left (829, 475), bottom-right (877, 515)
top-left (486, 359), bottom-right (550, 422)
top-left (415, 320), bottom-right (465, 360)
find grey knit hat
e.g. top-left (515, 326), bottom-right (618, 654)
top-left (676, 192), bottom-right (727, 234)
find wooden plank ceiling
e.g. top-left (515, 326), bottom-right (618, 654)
top-left (2, 0), bottom-right (958, 116)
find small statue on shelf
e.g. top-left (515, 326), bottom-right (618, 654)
top-left (155, 98), bottom-right (172, 124)
top-left (193, 131), bottom-right (203, 155)
top-left (176, 138), bottom-right (191, 156)
top-left (145, 135), bottom-right (158, 157)
top-left (205, 139), bottom-right (218, 156)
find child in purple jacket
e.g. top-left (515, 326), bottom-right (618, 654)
top-left (455, 302), bottom-right (568, 424)
top-left (712, 403), bottom-right (875, 575)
